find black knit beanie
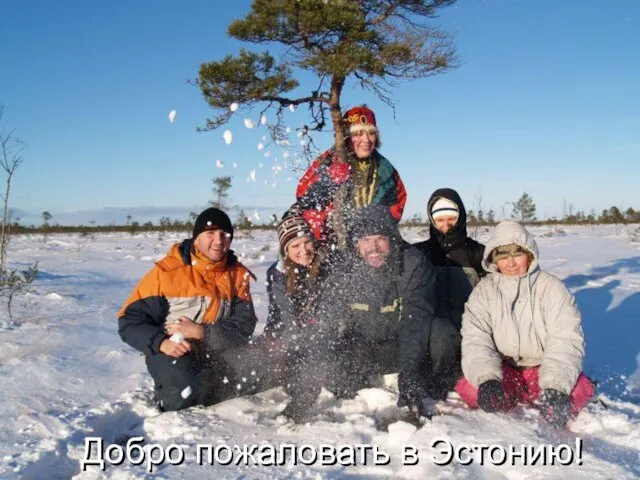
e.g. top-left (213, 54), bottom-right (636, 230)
top-left (192, 207), bottom-right (234, 241)
top-left (349, 204), bottom-right (398, 241)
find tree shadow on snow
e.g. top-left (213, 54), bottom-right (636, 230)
top-left (19, 439), bottom-right (78, 480)
top-left (585, 437), bottom-right (640, 477)
top-left (33, 271), bottom-right (76, 282)
top-left (573, 275), bottom-right (640, 401)
top-left (564, 256), bottom-right (640, 289)
top-left (20, 406), bottom-right (146, 479)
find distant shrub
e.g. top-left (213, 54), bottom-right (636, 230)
top-left (542, 227), bottom-right (567, 238)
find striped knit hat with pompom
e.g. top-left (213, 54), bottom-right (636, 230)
top-left (276, 211), bottom-right (313, 256)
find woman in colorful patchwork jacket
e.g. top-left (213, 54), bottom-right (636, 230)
top-left (295, 105), bottom-right (407, 246)
top-left (456, 221), bottom-right (595, 428)
top-left (118, 207), bottom-right (258, 411)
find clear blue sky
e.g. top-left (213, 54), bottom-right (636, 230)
top-left (2, 0), bottom-right (639, 226)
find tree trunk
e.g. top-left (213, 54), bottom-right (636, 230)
top-left (329, 75), bottom-right (346, 164)
top-left (329, 74), bottom-right (349, 249)
top-left (0, 172), bottom-right (12, 271)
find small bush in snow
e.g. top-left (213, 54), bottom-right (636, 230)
top-left (542, 227), bottom-right (567, 237)
top-left (0, 263), bottom-right (39, 326)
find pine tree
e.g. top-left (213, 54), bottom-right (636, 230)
top-left (209, 176), bottom-right (233, 210)
top-left (608, 206), bottom-right (625, 224)
top-left (511, 193), bottom-right (536, 222)
top-left (236, 209), bottom-right (253, 230)
top-left (42, 211), bottom-right (53, 244)
top-left (195, 0), bottom-right (457, 163)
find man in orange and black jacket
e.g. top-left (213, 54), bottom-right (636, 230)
top-left (118, 207), bottom-right (259, 411)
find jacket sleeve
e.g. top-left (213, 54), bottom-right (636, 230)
top-left (460, 281), bottom-right (503, 386)
top-left (397, 251), bottom-right (437, 375)
top-left (312, 264), bottom-right (352, 339)
top-left (389, 169), bottom-right (407, 221)
top-left (202, 267), bottom-right (257, 351)
top-left (263, 265), bottom-right (282, 339)
top-left (538, 277), bottom-right (585, 394)
top-left (468, 240), bottom-right (488, 277)
top-left (262, 264), bottom-right (297, 340)
top-left (296, 151), bottom-right (340, 210)
top-left (117, 267), bottom-right (169, 356)
top-left (373, 155), bottom-right (407, 221)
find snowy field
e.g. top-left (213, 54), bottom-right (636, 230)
top-left (0, 224), bottom-right (639, 479)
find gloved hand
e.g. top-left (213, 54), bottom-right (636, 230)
top-left (477, 380), bottom-right (505, 412)
top-left (397, 373), bottom-right (428, 418)
top-left (539, 389), bottom-right (571, 428)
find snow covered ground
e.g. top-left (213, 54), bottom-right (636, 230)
top-left (0, 224), bottom-right (639, 479)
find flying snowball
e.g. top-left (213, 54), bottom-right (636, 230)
top-left (223, 130), bottom-right (233, 145)
top-left (244, 118), bottom-right (255, 129)
top-left (229, 102), bottom-right (239, 112)
top-left (257, 142), bottom-right (264, 150)
top-left (233, 162), bottom-right (237, 168)
top-left (216, 160), bottom-right (224, 168)
top-left (289, 104), bottom-right (295, 112)
top-left (260, 115), bottom-right (268, 125)
top-left (250, 170), bottom-right (257, 182)
top-left (181, 385), bottom-right (192, 399)
top-left (168, 110), bottom-right (177, 123)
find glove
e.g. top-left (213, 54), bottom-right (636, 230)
top-left (539, 389), bottom-right (571, 428)
top-left (397, 373), bottom-right (429, 417)
top-left (477, 380), bottom-right (505, 413)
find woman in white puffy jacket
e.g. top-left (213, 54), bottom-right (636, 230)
top-left (455, 221), bottom-right (595, 427)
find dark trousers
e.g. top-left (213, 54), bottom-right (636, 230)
top-left (145, 340), bottom-right (286, 411)
top-left (284, 316), bottom-right (462, 412)
top-left (423, 316), bottom-right (462, 400)
top-left (145, 317), bottom-right (461, 412)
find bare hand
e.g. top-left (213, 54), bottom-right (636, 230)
top-left (164, 316), bottom-right (205, 340)
top-left (159, 338), bottom-right (192, 358)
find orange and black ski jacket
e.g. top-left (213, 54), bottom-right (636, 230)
top-left (118, 239), bottom-right (257, 356)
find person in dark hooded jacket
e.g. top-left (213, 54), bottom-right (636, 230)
top-left (414, 188), bottom-right (486, 330)
top-left (281, 205), bottom-right (460, 422)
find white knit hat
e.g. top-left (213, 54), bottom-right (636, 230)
top-left (431, 197), bottom-right (459, 220)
